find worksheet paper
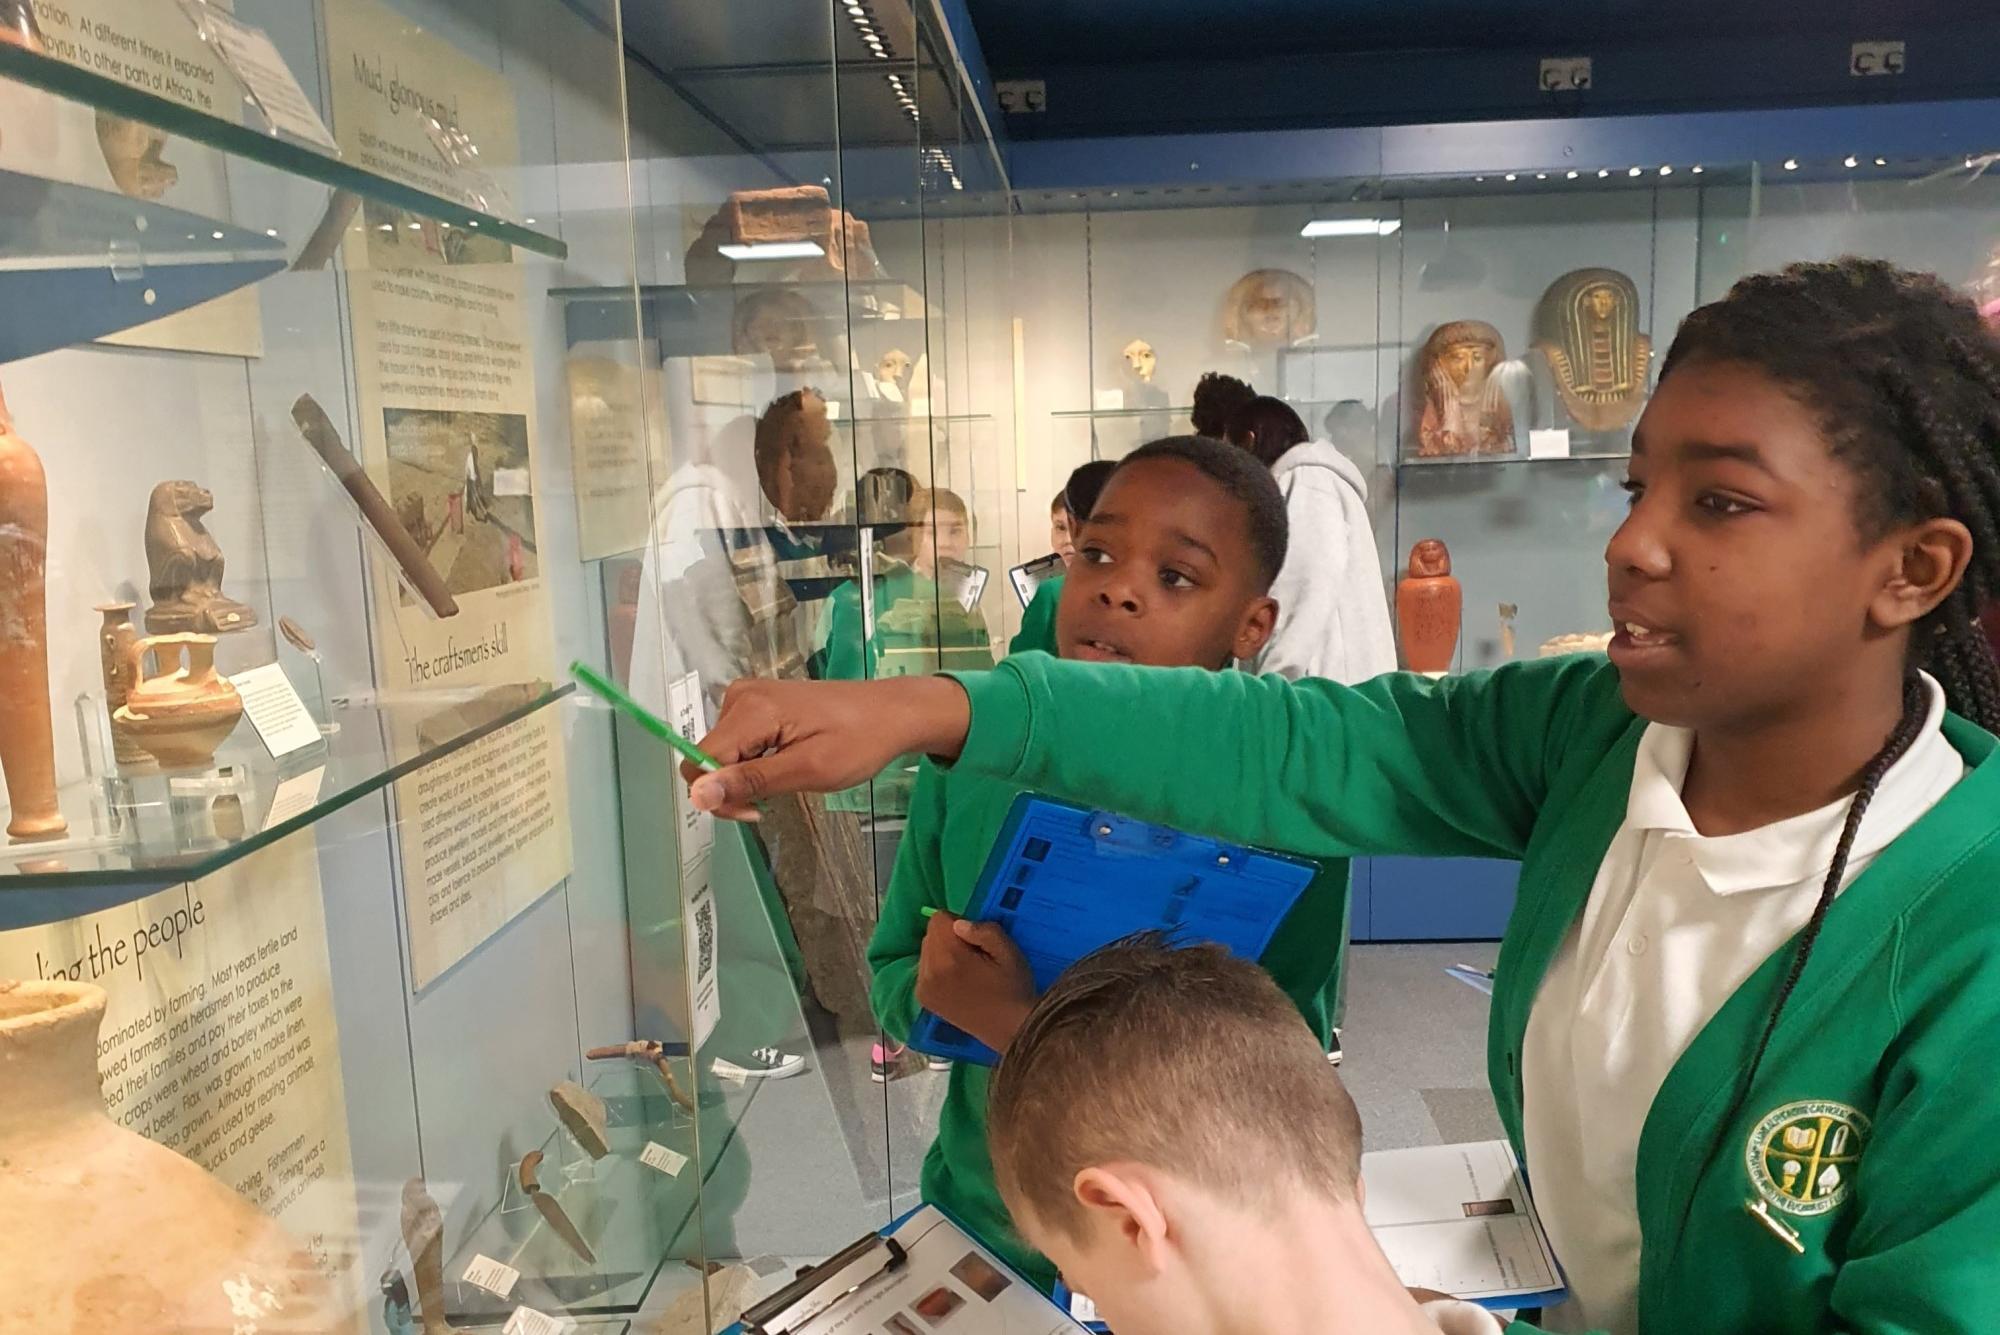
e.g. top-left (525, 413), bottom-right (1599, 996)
top-left (1362, 1140), bottom-right (1565, 1304)
top-left (751, 1207), bottom-right (1084, 1335)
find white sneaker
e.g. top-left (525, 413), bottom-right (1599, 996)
top-left (712, 1047), bottom-right (805, 1081)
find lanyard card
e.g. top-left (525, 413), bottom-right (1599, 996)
top-left (908, 795), bottom-right (1317, 1065)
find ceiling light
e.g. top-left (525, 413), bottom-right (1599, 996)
top-left (1536, 172), bottom-right (1548, 180)
top-left (872, 48), bottom-right (889, 58)
top-left (1844, 155), bottom-right (1858, 168)
top-left (1299, 218), bottom-right (1398, 237)
top-left (1504, 173), bottom-right (1517, 182)
top-left (1691, 165), bottom-right (1705, 174)
top-left (718, 241), bottom-right (827, 261)
top-left (1784, 159), bottom-right (1799, 170)
top-left (1566, 170), bottom-right (1579, 179)
top-left (1598, 168), bottom-right (1610, 178)
top-left (1874, 157), bottom-right (1887, 167)
top-left (1659, 165), bottom-right (1672, 175)
top-left (1628, 166), bottom-right (1642, 177)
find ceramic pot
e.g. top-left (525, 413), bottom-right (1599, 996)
top-left (94, 602), bottom-right (149, 767)
top-left (0, 981), bottom-right (339, 1332)
top-left (113, 633), bottom-right (243, 769)
top-left (1396, 538), bottom-right (1462, 675)
top-left (0, 383), bottom-right (65, 840)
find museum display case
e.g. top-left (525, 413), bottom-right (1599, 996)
top-left (0, 0), bottom-right (1018, 1330)
top-left (10, 0), bottom-right (2000, 1325)
top-left (1007, 147), bottom-right (2000, 939)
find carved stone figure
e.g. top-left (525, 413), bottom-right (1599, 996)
top-left (1416, 320), bottom-right (1516, 457)
top-left (0, 380), bottom-right (64, 840)
top-left (732, 288), bottom-right (824, 371)
top-left (1531, 268), bottom-right (1652, 433)
top-left (1222, 269), bottom-right (1315, 347)
top-left (144, 480), bottom-right (257, 634)
top-left (1396, 539), bottom-right (1462, 675)
top-left (1121, 339), bottom-right (1158, 384)
top-left (0, 980), bottom-right (339, 1332)
top-left (114, 633), bottom-right (244, 769)
top-left (94, 112), bottom-right (177, 200)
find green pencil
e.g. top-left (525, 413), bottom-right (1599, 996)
top-left (920, 905), bottom-right (939, 919)
top-left (569, 660), bottom-right (724, 772)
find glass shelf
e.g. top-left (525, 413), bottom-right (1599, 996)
top-left (1396, 450), bottom-right (1631, 469)
top-left (556, 279), bottom-right (936, 355)
top-left (0, 168), bottom-right (285, 361)
top-left (1049, 403), bottom-right (1195, 420)
top-left (0, 682), bottom-right (572, 922)
top-left (441, 1062), bottom-right (757, 1323)
top-left (0, 42), bottom-right (567, 260)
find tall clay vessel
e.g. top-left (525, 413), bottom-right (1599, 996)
top-left (0, 980), bottom-right (339, 1332)
top-left (0, 380), bottom-right (66, 840)
top-left (1396, 538), bottom-right (1462, 676)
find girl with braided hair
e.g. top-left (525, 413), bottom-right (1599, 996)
top-left (687, 258), bottom-right (2000, 1335)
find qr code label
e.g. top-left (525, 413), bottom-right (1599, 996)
top-left (694, 898), bottom-right (716, 985)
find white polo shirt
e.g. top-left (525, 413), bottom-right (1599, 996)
top-left (1521, 674), bottom-right (1964, 1335)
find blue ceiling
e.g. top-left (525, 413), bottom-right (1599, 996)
top-left (963, 0), bottom-right (1969, 68)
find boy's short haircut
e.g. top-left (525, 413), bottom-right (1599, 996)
top-left (1113, 436), bottom-right (1289, 591)
top-left (912, 485), bottom-right (968, 520)
top-left (1062, 460), bottom-right (1117, 523)
top-left (988, 934), bottom-right (1363, 1241)
top-left (1050, 491), bottom-right (1068, 516)
top-left (1190, 372), bottom-right (1256, 437)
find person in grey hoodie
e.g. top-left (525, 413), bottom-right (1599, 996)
top-left (1223, 396), bottom-right (1397, 684)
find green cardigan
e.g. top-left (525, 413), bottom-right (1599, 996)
top-left (945, 652), bottom-right (2000, 1335)
top-left (1007, 574), bottom-right (1062, 657)
top-left (868, 756), bottom-right (1350, 1294)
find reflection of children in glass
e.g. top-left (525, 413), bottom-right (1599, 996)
top-left (864, 439), bottom-right (1351, 1291)
top-left (813, 487), bottom-right (992, 816)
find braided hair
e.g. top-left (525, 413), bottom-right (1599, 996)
top-left (1663, 259), bottom-right (2000, 1129)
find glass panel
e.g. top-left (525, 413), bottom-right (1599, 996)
top-left (0, 2), bottom-right (684, 1333)
top-left (0, 35), bottom-right (565, 254)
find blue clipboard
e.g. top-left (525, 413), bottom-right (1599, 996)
top-left (907, 794), bottom-right (1318, 1066)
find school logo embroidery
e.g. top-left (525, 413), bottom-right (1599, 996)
top-left (1746, 1101), bottom-right (1869, 1218)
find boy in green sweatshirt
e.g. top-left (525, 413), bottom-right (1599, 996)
top-left (690, 261), bottom-right (2000, 1333)
top-left (867, 436), bottom-right (1351, 1290)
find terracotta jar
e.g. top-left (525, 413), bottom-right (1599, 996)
top-left (0, 380), bottom-right (65, 840)
top-left (0, 980), bottom-right (339, 1332)
top-left (112, 633), bottom-right (243, 769)
top-left (1396, 538), bottom-right (1463, 676)
top-left (94, 601), bottom-right (149, 767)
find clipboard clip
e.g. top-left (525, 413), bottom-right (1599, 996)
top-left (741, 1231), bottom-right (907, 1335)
top-left (1086, 811), bottom-right (1247, 868)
